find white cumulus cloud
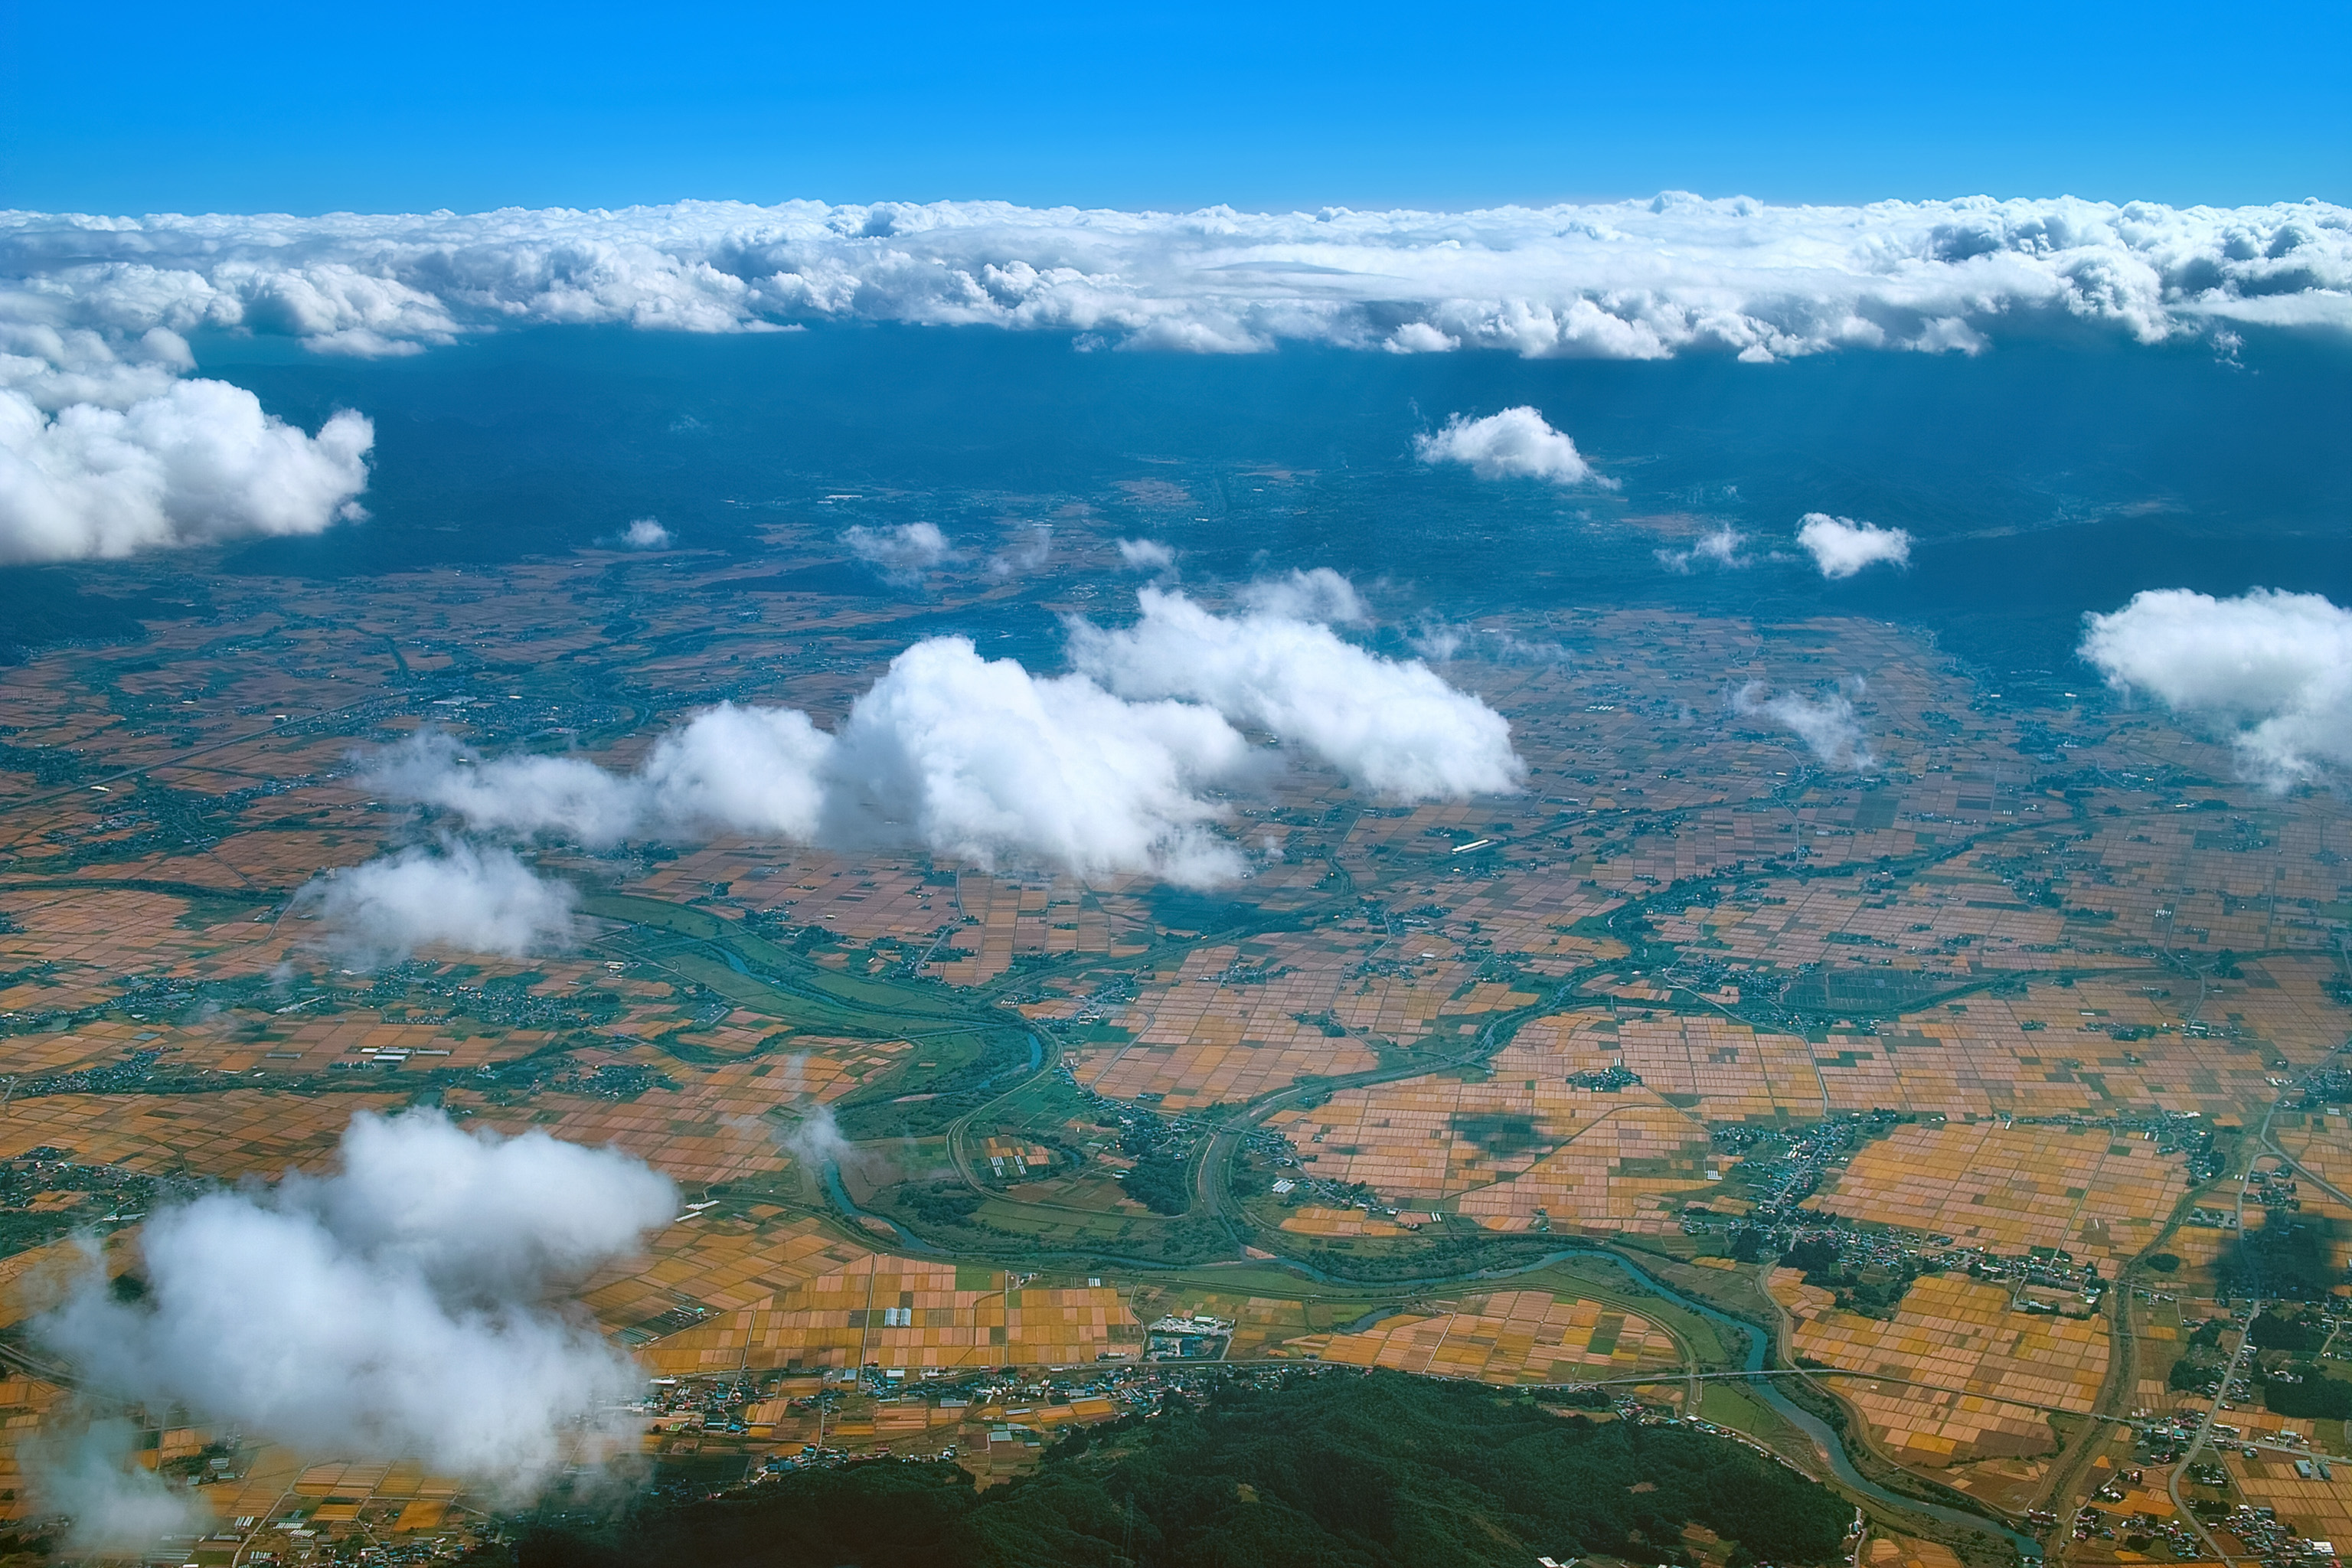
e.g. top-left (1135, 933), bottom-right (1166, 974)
top-left (1733, 681), bottom-right (1873, 769)
top-left (819, 637), bottom-right (1249, 883)
top-left (0, 379), bottom-right (371, 564)
top-left (621, 516), bottom-right (672, 549)
top-left (1413, 407), bottom-right (1615, 488)
top-left (373, 642), bottom-right (1253, 886)
top-left (1796, 513), bottom-right (1912, 578)
top-left (371, 577), bottom-right (1520, 879)
top-left (2079, 587), bottom-right (2352, 787)
top-left (37, 1109), bottom-right (675, 1500)
top-left (1069, 584), bottom-right (1524, 799)
top-left (841, 520), bottom-right (951, 583)
top-left (296, 838), bottom-right (578, 965)
top-left (1385, 322), bottom-right (1460, 354)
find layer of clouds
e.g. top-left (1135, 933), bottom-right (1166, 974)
top-left (1, 377), bottom-right (371, 564)
top-left (371, 580), bottom-right (1519, 882)
top-left (841, 520), bottom-right (950, 583)
top-left (1068, 586), bottom-right (1524, 799)
top-left (37, 1109), bottom-right (675, 1500)
top-left (8, 196), bottom-right (2341, 368)
top-left (1413, 407), bottom-right (1613, 487)
top-left (296, 838), bottom-right (578, 965)
top-left (1732, 681), bottom-right (1873, 769)
top-left (1657, 525), bottom-right (1750, 573)
top-left (2079, 587), bottom-right (2352, 787)
top-left (1796, 513), bottom-right (1913, 578)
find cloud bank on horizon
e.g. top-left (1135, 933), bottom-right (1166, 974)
top-left (2, 191), bottom-right (2343, 565)
top-left (8, 194), bottom-right (2341, 366)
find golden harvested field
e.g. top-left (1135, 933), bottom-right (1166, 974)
top-left (0, 510), bottom-right (2347, 1561)
top-left (1295, 1290), bottom-right (1683, 1386)
top-left (1262, 1014), bottom-right (1726, 1231)
top-left (584, 1221), bottom-right (1138, 1374)
top-left (0, 1089), bottom-right (406, 1177)
top-left (1810, 1121), bottom-right (2187, 1261)
top-left (1780, 1270), bottom-right (2109, 1464)
top-left (1864, 1534), bottom-right (1968, 1568)
top-left (1277, 1204), bottom-right (1417, 1237)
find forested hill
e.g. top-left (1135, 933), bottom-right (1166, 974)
top-left (522, 1371), bottom-right (1854, 1568)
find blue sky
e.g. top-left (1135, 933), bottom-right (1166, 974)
top-left (5, 0), bottom-right (2346, 214)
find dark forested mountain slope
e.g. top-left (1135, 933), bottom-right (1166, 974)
top-left (522, 1371), bottom-right (1852, 1568)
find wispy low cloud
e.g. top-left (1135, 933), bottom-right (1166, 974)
top-left (1236, 566), bottom-right (1368, 623)
top-left (1414, 407), bottom-right (1615, 488)
top-left (1656, 526), bottom-right (1749, 573)
top-left (37, 1109), bottom-right (675, 1501)
top-left (779, 1103), bottom-right (854, 1171)
top-left (369, 577), bottom-right (1523, 885)
top-left (988, 521), bottom-right (1053, 578)
top-left (296, 838), bottom-right (578, 966)
top-left (370, 710), bottom-right (833, 847)
top-left (1408, 621), bottom-right (1570, 666)
top-left (1116, 537), bottom-right (1176, 573)
top-left (841, 520), bottom-right (951, 583)
top-left (0, 377), bottom-right (372, 564)
top-left (1795, 514), bottom-right (1912, 578)
top-left (1731, 680), bottom-right (1873, 769)
top-left (2079, 587), bottom-right (2352, 788)
top-left (23, 1417), bottom-right (210, 1557)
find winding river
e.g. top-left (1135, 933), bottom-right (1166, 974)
top-left (810, 1173), bottom-right (2040, 1562)
top-left (1587, 1253), bottom-right (2044, 1563)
